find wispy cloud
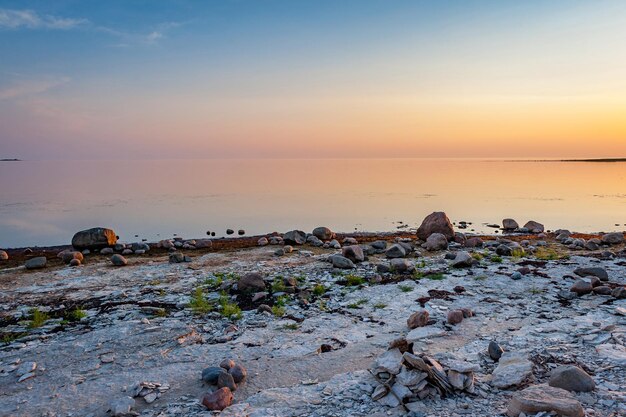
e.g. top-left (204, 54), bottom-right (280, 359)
top-left (0, 9), bottom-right (87, 30)
top-left (0, 76), bottom-right (70, 100)
top-left (98, 21), bottom-right (182, 47)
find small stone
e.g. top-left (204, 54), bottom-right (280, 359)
top-left (25, 257), bottom-right (47, 270)
top-left (329, 254), bottom-right (355, 269)
top-left (574, 267), bottom-right (608, 281)
top-left (109, 397), bottom-right (135, 416)
top-left (390, 258), bottom-right (414, 273)
top-left (548, 365), bottom-right (595, 392)
top-left (257, 237), bottom-right (269, 246)
top-left (511, 272), bottom-right (523, 280)
top-left (491, 352), bottom-right (533, 389)
top-left (111, 254), bottom-right (127, 266)
top-left (451, 251), bottom-right (473, 268)
top-left (312, 226), bottom-right (334, 241)
top-left (238, 272), bottom-right (266, 292)
top-left (601, 232), bottom-right (624, 245)
top-left (16, 361), bottom-right (36, 376)
top-left (424, 233), bottom-right (448, 251)
top-left (407, 310), bottom-right (429, 329)
top-left (488, 341), bottom-right (504, 361)
top-left (229, 364), bottom-right (247, 383)
top-left (570, 279), bottom-right (593, 296)
top-left (342, 245), bottom-right (365, 263)
top-left (217, 371), bottom-right (237, 391)
top-left (0, 250), bottom-right (8, 260)
top-left (219, 359), bottom-right (235, 370)
top-left (202, 367), bottom-right (227, 385)
top-left (503, 218), bottom-right (519, 230)
top-left (523, 220), bottom-right (545, 233)
top-left (385, 244), bottom-right (407, 258)
top-left (447, 309), bottom-right (464, 325)
top-left (202, 387), bottom-right (233, 411)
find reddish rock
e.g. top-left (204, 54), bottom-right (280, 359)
top-left (570, 279), bottom-right (593, 296)
top-left (447, 309), bottom-right (464, 325)
top-left (407, 310), bottom-right (429, 329)
top-left (461, 308), bottom-right (474, 318)
top-left (593, 286), bottom-right (611, 295)
top-left (416, 212), bottom-right (454, 241)
top-left (202, 387), bottom-right (233, 411)
top-left (507, 384), bottom-right (583, 417)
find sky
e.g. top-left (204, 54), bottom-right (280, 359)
top-left (1, 0), bottom-right (626, 160)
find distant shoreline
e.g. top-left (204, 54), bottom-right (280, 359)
top-left (0, 158), bottom-right (21, 161)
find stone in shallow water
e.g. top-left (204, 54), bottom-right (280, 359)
top-left (416, 211), bottom-right (454, 241)
top-left (491, 352), bottom-right (533, 389)
top-left (506, 384), bottom-right (584, 417)
top-left (548, 365), bottom-right (595, 392)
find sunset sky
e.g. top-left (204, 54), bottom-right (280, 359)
top-left (1, 0), bottom-right (626, 159)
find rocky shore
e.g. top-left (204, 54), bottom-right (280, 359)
top-left (0, 213), bottom-right (625, 417)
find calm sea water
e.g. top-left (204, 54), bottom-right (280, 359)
top-left (0, 159), bottom-right (625, 248)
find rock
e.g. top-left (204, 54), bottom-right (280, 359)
top-left (595, 343), bottom-right (626, 365)
top-left (491, 352), bottom-right (533, 388)
top-left (0, 250), bottom-right (7, 260)
top-left (451, 251), bottom-right (473, 267)
top-left (376, 263), bottom-right (391, 273)
top-left (523, 221), bottom-right (545, 233)
top-left (257, 237), bottom-right (269, 246)
top-left (237, 229), bottom-right (245, 236)
top-left (548, 365), bottom-right (595, 392)
top-left (496, 244), bottom-right (513, 256)
top-left (69, 258), bottom-right (81, 267)
top-left (226, 229), bottom-right (234, 235)
top-left (601, 232), bottom-right (624, 245)
top-left (122, 249), bottom-right (133, 255)
top-left (194, 239), bottom-right (212, 249)
top-left (407, 310), bottom-right (429, 329)
top-left (371, 240), bottom-right (387, 250)
top-left (306, 235), bottom-right (324, 247)
top-left (378, 383), bottom-right (411, 407)
top-left (454, 232), bottom-right (467, 245)
top-left (612, 286), bottom-right (626, 299)
top-left (489, 341), bottom-right (504, 361)
top-left (593, 285), bottom-right (611, 295)
top-left (385, 244), bottom-right (407, 258)
top-left (574, 267), bottom-right (608, 281)
top-left (158, 239), bottom-right (175, 249)
top-left (503, 218), bottom-right (519, 230)
top-left (219, 359), bottom-right (235, 370)
top-left (328, 239), bottom-right (341, 249)
top-left (238, 272), bottom-right (266, 292)
top-left (229, 364), bottom-right (247, 383)
top-left (329, 254), bottom-right (355, 269)
top-left (109, 396), bottom-right (135, 416)
top-left (424, 233), bottom-right (448, 251)
top-left (25, 257), bottom-right (47, 269)
top-left (342, 245), bottom-right (365, 263)
top-left (396, 367), bottom-right (427, 386)
top-left (447, 309), bottom-right (464, 325)
top-left (202, 387), bottom-right (233, 411)
top-left (16, 361), bottom-right (37, 376)
top-left (465, 237), bottom-right (483, 248)
top-left (373, 348), bottom-right (403, 375)
top-left (570, 279), bottom-right (593, 296)
top-left (406, 326), bottom-right (447, 342)
top-left (390, 258), bottom-right (414, 273)
top-left (202, 367), bottom-right (227, 384)
top-left (217, 371), bottom-right (237, 391)
top-left (506, 384), bottom-right (584, 417)
top-left (58, 250), bottom-right (84, 264)
top-left (101, 247), bottom-right (114, 255)
top-left (111, 254), bottom-right (127, 266)
top-left (312, 227), bottom-right (334, 241)
top-left (71, 227), bottom-right (117, 250)
top-left (283, 230), bottom-right (306, 245)
top-left (510, 271), bottom-right (523, 280)
top-left (169, 252), bottom-right (190, 263)
top-left (343, 237), bottom-right (358, 245)
top-left (416, 212), bottom-right (454, 241)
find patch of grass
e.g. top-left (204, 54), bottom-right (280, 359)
top-left (294, 274), bottom-right (306, 284)
top-left (471, 252), bottom-right (484, 261)
top-left (282, 323), bottom-right (299, 330)
top-left (64, 308), bottom-right (86, 322)
top-left (398, 284), bottom-right (413, 292)
top-left (345, 274), bottom-right (365, 286)
top-left (347, 298), bottom-right (368, 309)
top-left (412, 270), bottom-right (425, 280)
top-left (373, 303), bottom-right (387, 309)
top-left (425, 273), bottom-right (446, 280)
top-left (415, 260), bottom-right (426, 268)
top-left (274, 295), bottom-right (288, 307)
top-left (28, 308), bottom-right (49, 329)
top-left (511, 248), bottom-right (525, 259)
top-left (271, 278), bottom-right (286, 293)
top-left (312, 284), bottom-right (326, 296)
top-left (490, 255), bottom-right (503, 263)
top-left (188, 288), bottom-right (212, 315)
top-left (318, 300), bottom-right (328, 311)
top-left (1, 332), bottom-right (26, 344)
top-left (529, 287), bottom-right (545, 295)
top-left (218, 293), bottom-right (242, 320)
top-left (158, 289), bottom-right (166, 296)
top-left (146, 279), bottom-right (161, 286)
top-left (154, 308), bottom-right (168, 318)
top-left (272, 305), bottom-right (285, 317)
top-left (473, 275), bottom-right (488, 281)
top-left (534, 247), bottom-right (569, 261)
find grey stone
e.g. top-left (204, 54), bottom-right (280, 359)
top-left (503, 218), bottom-right (519, 230)
top-left (574, 267), bottom-right (608, 281)
top-left (451, 251), bottom-right (473, 267)
top-left (312, 227), bottom-right (334, 241)
top-left (25, 257), bottom-right (47, 269)
top-left (507, 384), bottom-right (584, 417)
top-left (329, 254), bottom-right (355, 269)
top-left (72, 227), bottom-right (117, 250)
top-left (549, 365), bottom-right (595, 392)
top-left (491, 352), bottom-right (533, 388)
top-left (283, 230), bottom-right (306, 245)
top-left (424, 233), bottom-right (448, 251)
top-left (385, 244), bottom-right (407, 258)
top-left (238, 272), bottom-right (266, 292)
top-left (342, 245), bottom-right (365, 263)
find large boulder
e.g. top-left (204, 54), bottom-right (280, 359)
top-left (523, 221), bottom-right (544, 234)
top-left (416, 212), bottom-right (454, 241)
top-left (573, 267), bottom-right (608, 281)
top-left (0, 250), bottom-right (8, 261)
top-left (423, 233), bottom-right (448, 251)
top-left (202, 387), bottom-right (233, 411)
top-left (506, 384), bottom-right (584, 417)
top-left (502, 219), bottom-right (519, 231)
top-left (601, 232), bottom-right (624, 245)
top-left (342, 245), bottom-right (365, 263)
top-left (72, 227), bottom-right (117, 250)
top-left (491, 352), bottom-right (533, 389)
top-left (283, 230), bottom-right (306, 245)
top-left (238, 273), bottom-right (266, 292)
top-left (385, 244), bottom-right (407, 258)
top-left (25, 257), bottom-right (47, 270)
top-left (329, 254), bottom-right (355, 269)
top-left (548, 365), bottom-right (595, 392)
top-left (312, 227), bottom-right (334, 241)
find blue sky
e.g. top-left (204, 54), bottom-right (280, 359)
top-left (1, 0), bottom-right (626, 159)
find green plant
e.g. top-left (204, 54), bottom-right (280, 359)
top-left (271, 279), bottom-right (286, 293)
top-left (511, 248), bottom-right (525, 259)
top-left (473, 275), bottom-right (487, 281)
top-left (529, 287), bottom-right (545, 295)
top-left (295, 274), bottom-right (306, 283)
top-left (218, 293), bottom-right (242, 320)
top-left (345, 274), bottom-right (365, 286)
top-left (272, 305), bottom-right (285, 317)
top-left (28, 308), bottom-right (49, 329)
top-left (415, 260), bottom-right (426, 268)
top-left (318, 300), bottom-right (328, 311)
top-left (154, 308), bottom-right (168, 317)
top-left (312, 284), bottom-right (326, 296)
top-left (373, 303), bottom-right (387, 309)
top-left (1, 332), bottom-right (26, 344)
top-left (534, 247), bottom-right (568, 261)
top-left (490, 255), bottom-right (503, 263)
top-left (471, 252), bottom-right (484, 261)
top-left (282, 323), bottom-right (299, 330)
top-left (188, 288), bottom-right (212, 315)
top-left (275, 295), bottom-right (288, 307)
top-left (65, 308), bottom-right (86, 322)
top-left (347, 298), bottom-right (368, 309)
top-left (398, 284), bottom-right (413, 292)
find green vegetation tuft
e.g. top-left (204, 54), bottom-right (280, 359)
top-left (473, 275), bottom-right (487, 281)
top-left (188, 288), bottom-right (212, 315)
top-left (313, 284), bottom-right (326, 296)
top-left (398, 284), bottom-right (413, 292)
top-left (271, 278), bottom-right (286, 293)
top-left (347, 298), bottom-right (368, 309)
top-left (218, 293), bottom-right (242, 320)
top-left (373, 303), bottom-right (387, 309)
top-left (345, 274), bottom-right (365, 286)
top-left (28, 308), bottom-right (49, 329)
top-left (272, 305), bottom-right (285, 317)
top-left (471, 252), bottom-right (484, 261)
top-left (490, 255), bottom-right (503, 263)
top-left (64, 308), bottom-right (86, 322)
top-left (534, 247), bottom-right (569, 261)
top-left (282, 323), bottom-right (299, 330)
